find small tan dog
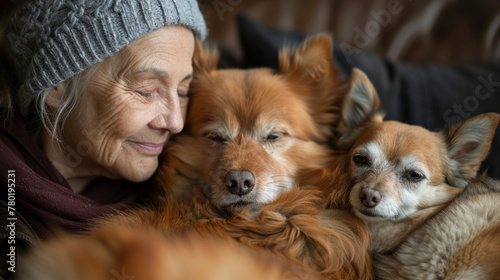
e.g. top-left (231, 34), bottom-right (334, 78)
top-left (336, 69), bottom-right (500, 279)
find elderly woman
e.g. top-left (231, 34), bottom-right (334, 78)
top-left (0, 0), bottom-right (207, 252)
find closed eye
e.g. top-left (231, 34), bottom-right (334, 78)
top-left (135, 90), bottom-right (153, 98)
top-left (206, 133), bottom-right (228, 144)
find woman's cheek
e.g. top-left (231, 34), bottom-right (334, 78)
top-left (88, 102), bottom-right (150, 166)
top-left (106, 94), bottom-right (154, 135)
top-left (117, 109), bottom-right (151, 136)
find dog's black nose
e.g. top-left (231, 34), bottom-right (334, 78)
top-left (225, 170), bottom-right (255, 196)
top-left (359, 188), bottom-right (381, 208)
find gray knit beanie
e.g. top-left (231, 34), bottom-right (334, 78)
top-left (4, 0), bottom-right (208, 116)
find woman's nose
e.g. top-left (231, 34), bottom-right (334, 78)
top-left (148, 97), bottom-right (184, 134)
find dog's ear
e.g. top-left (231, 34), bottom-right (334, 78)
top-left (336, 69), bottom-right (381, 147)
top-left (278, 34), bottom-right (346, 142)
top-left (278, 34), bottom-right (336, 89)
top-left (193, 38), bottom-right (219, 74)
top-left (442, 113), bottom-right (499, 187)
top-left (341, 69), bottom-right (381, 129)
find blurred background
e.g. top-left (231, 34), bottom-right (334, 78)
top-left (198, 0), bottom-right (500, 66)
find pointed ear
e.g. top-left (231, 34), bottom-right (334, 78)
top-left (336, 69), bottom-right (381, 147)
top-left (193, 38), bottom-right (219, 75)
top-left (278, 34), bottom-right (337, 89)
top-left (442, 113), bottom-right (500, 187)
top-left (278, 34), bottom-right (346, 142)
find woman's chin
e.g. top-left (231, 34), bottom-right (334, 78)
top-left (115, 157), bottom-right (159, 183)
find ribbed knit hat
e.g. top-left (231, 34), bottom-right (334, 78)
top-left (4, 0), bottom-right (208, 116)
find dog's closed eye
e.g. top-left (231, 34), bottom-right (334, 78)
top-left (206, 132), bottom-right (228, 144)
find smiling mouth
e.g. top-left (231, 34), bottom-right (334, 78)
top-left (130, 141), bottom-right (164, 155)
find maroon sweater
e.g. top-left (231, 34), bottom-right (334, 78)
top-left (0, 112), bottom-right (153, 239)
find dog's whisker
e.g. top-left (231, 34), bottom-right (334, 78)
top-left (271, 180), bottom-right (293, 184)
top-left (270, 175), bottom-right (288, 179)
top-left (270, 180), bottom-right (295, 190)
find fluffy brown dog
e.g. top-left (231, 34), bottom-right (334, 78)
top-left (156, 35), bottom-right (346, 213)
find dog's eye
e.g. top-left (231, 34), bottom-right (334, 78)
top-left (353, 153), bottom-right (369, 166)
top-left (406, 171), bottom-right (425, 182)
top-left (266, 133), bottom-right (283, 141)
top-left (207, 134), bottom-right (228, 143)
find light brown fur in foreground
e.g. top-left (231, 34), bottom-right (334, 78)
top-left (336, 68), bottom-right (500, 279)
top-left (97, 187), bottom-right (371, 279)
top-left (21, 228), bottom-right (321, 280)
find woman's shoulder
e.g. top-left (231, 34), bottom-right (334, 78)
top-left (0, 112), bottom-right (62, 182)
top-left (1, 114), bottom-right (33, 173)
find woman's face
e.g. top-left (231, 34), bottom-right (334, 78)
top-left (62, 26), bottom-right (195, 182)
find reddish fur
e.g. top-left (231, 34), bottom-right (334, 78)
top-left (92, 187), bottom-right (372, 280)
top-left (155, 37), bottom-right (349, 203)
